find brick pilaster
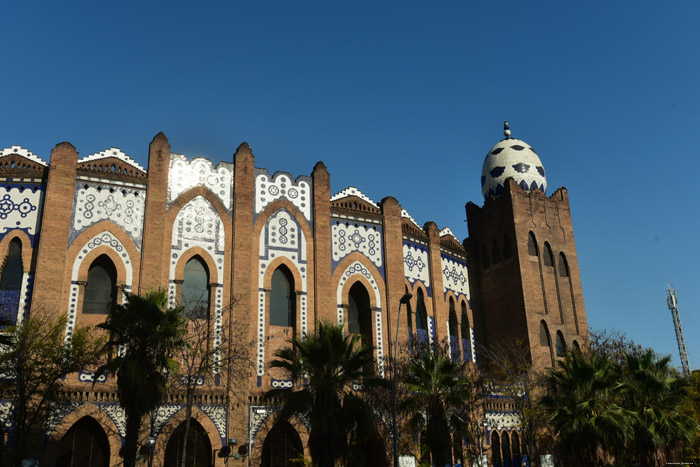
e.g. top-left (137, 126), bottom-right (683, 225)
top-left (31, 142), bottom-right (78, 315)
top-left (380, 197), bottom-right (406, 355)
top-left (425, 222), bottom-right (446, 344)
top-left (312, 162), bottom-right (332, 328)
top-left (138, 133), bottom-right (171, 294)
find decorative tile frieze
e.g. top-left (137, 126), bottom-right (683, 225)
top-left (168, 154), bottom-right (233, 211)
top-left (255, 169), bottom-right (312, 223)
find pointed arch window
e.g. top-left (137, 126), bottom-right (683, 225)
top-left (270, 266), bottom-right (295, 327)
top-left (182, 257), bottom-right (210, 320)
top-left (448, 297), bottom-right (459, 360)
top-left (512, 432), bottom-right (522, 467)
top-left (501, 432), bottom-right (512, 466)
top-left (83, 255), bottom-right (117, 315)
top-left (528, 232), bottom-right (539, 256)
top-left (491, 431), bottom-right (502, 466)
top-left (461, 301), bottom-right (472, 362)
top-left (556, 331), bottom-right (567, 357)
top-left (415, 288), bottom-right (428, 331)
top-left (558, 253), bottom-right (570, 277)
top-left (0, 239), bottom-right (23, 324)
top-left (348, 282), bottom-right (372, 347)
top-left (543, 242), bottom-right (554, 267)
top-left (540, 320), bottom-right (554, 367)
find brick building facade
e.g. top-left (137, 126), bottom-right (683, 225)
top-left (0, 124), bottom-right (587, 466)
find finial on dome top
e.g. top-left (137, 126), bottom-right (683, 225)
top-left (504, 121), bottom-right (511, 139)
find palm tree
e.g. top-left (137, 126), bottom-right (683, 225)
top-left (624, 350), bottom-right (699, 467)
top-left (265, 321), bottom-right (386, 467)
top-left (400, 345), bottom-right (476, 467)
top-left (542, 349), bottom-right (634, 467)
top-left (96, 290), bottom-right (187, 467)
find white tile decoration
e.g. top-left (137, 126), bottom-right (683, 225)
top-left (403, 243), bottom-right (430, 287)
top-left (72, 184), bottom-right (145, 249)
top-left (481, 137), bottom-right (547, 199)
top-left (441, 255), bottom-right (470, 297)
top-left (168, 154), bottom-right (233, 211)
top-left (401, 209), bottom-right (421, 229)
top-left (330, 186), bottom-right (379, 208)
top-left (257, 209), bottom-right (308, 379)
top-left (0, 186), bottom-right (43, 238)
top-left (255, 171), bottom-right (312, 222)
top-left (331, 221), bottom-right (382, 268)
top-left (485, 410), bottom-right (522, 431)
top-left (79, 147), bottom-right (146, 172)
top-left (0, 146), bottom-right (48, 166)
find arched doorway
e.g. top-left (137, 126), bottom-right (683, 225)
top-left (164, 419), bottom-right (212, 467)
top-left (261, 420), bottom-right (303, 467)
top-left (55, 416), bottom-right (110, 467)
top-left (348, 282), bottom-right (373, 349)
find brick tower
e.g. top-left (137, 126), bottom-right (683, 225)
top-left (466, 123), bottom-right (588, 371)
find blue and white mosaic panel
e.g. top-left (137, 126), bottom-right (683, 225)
top-left (71, 183), bottom-right (145, 249)
top-left (441, 254), bottom-right (470, 298)
top-left (331, 220), bottom-right (383, 270)
top-left (257, 209), bottom-right (308, 382)
top-left (484, 410), bottom-right (522, 432)
top-left (66, 231), bottom-right (134, 342)
top-left (336, 261), bottom-right (384, 376)
top-left (403, 242), bottom-right (430, 290)
top-left (0, 185), bottom-right (43, 244)
top-left (169, 196), bottom-right (226, 373)
top-left (168, 154), bottom-right (233, 211)
top-left (255, 170), bottom-right (312, 223)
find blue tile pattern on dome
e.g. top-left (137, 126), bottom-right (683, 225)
top-left (481, 124), bottom-right (547, 199)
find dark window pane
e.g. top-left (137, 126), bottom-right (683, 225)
top-left (559, 253), bottom-right (570, 278)
top-left (556, 332), bottom-right (566, 357)
top-left (348, 293), bottom-right (360, 334)
top-left (544, 243), bottom-right (554, 267)
top-left (528, 232), bottom-right (538, 256)
top-left (182, 257), bottom-right (209, 319)
top-left (448, 298), bottom-right (458, 337)
top-left (270, 267), bottom-right (294, 327)
top-left (83, 256), bottom-right (117, 314)
top-left (0, 240), bottom-right (22, 290)
top-left (539, 321), bottom-right (550, 347)
top-left (416, 289), bottom-right (428, 331)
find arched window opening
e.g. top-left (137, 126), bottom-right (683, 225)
top-left (543, 242), bottom-right (554, 267)
top-left (448, 297), bottom-right (459, 360)
top-left (482, 245), bottom-right (491, 269)
top-left (527, 232), bottom-right (539, 256)
top-left (461, 301), bottom-right (471, 362)
top-left (182, 256), bottom-right (210, 320)
top-left (512, 432), bottom-right (521, 466)
top-left (270, 266), bottom-right (295, 327)
top-left (83, 255), bottom-right (117, 315)
top-left (415, 288), bottom-right (429, 348)
top-left (0, 239), bottom-right (23, 325)
top-left (573, 340), bottom-right (581, 351)
top-left (415, 288), bottom-right (428, 331)
top-left (492, 239), bottom-right (501, 264)
top-left (491, 431), bottom-right (502, 466)
top-left (540, 320), bottom-right (554, 367)
top-left (55, 416), bottom-right (110, 467)
top-left (164, 419), bottom-right (212, 467)
top-left (556, 331), bottom-right (567, 357)
top-left (503, 232), bottom-right (513, 259)
top-left (261, 420), bottom-right (303, 467)
top-left (501, 431), bottom-right (512, 466)
top-left (559, 253), bottom-right (570, 278)
top-left (348, 282), bottom-right (373, 349)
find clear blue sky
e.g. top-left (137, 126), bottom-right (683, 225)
top-left (3, 1), bottom-right (699, 369)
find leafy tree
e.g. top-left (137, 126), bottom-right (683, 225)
top-left (479, 339), bottom-right (552, 460)
top-left (542, 350), bottom-right (634, 467)
top-left (623, 350), bottom-right (698, 467)
top-left (400, 342), bottom-right (478, 467)
top-left (0, 314), bottom-right (104, 467)
top-left (264, 321), bottom-right (386, 467)
top-left (95, 290), bottom-right (187, 467)
top-left (682, 370), bottom-right (700, 463)
top-left (172, 296), bottom-right (252, 467)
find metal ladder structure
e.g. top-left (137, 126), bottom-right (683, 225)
top-left (666, 282), bottom-right (690, 378)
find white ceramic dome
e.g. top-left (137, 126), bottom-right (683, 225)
top-left (481, 122), bottom-right (547, 198)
